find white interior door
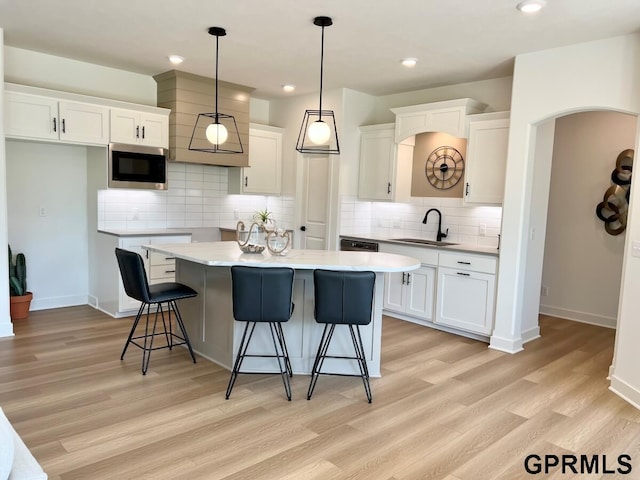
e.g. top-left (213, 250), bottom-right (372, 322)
top-left (298, 154), bottom-right (332, 250)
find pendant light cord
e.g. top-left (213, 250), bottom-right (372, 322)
top-left (318, 24), bottom-right (325, 120)
top-left (215, 34), bottom-right (220, 123)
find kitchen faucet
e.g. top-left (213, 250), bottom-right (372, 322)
top-left (422, 208), bottom-right (448, 242)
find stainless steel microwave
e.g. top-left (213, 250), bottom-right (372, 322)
top-left (108, 143), bottom-right (168, 190)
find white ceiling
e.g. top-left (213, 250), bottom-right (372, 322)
top-left (0, 0), bottom-right (639, 100)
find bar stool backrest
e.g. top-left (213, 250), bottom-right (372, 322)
top-left (115, 248), bottom-right (151, 304)
top-left (231, 266), bottom-right (295, 323)
top-left (313, 270), bottom-right (375, 325)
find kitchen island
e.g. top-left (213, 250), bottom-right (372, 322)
top-left (142, 241), bottom-right (420, 377)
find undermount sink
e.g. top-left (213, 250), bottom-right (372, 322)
top-left (391, 238), bottom-right (459, 247)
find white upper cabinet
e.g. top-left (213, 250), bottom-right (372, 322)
top-left (228, 124), bottom-right (283, 195)
top-left (358, 124), bottom-right (413, 202)
top-left (464, 111), bottom-right (510, 205)
top-left (391, 98), bottom-right (486, 142)
top-left (5, 92), bottom-right (110, 145)
top-left (110, 108), bottom-right (169, 148)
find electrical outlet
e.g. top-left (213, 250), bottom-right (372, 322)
top-left (541, 285), bottom-right (549, 297)
top-left (479, 223), bottom-right (486, 236)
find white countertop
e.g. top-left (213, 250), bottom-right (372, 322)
top-left (143, 241), bottom-right (421, 273)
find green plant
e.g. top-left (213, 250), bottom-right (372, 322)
top-left (8, 245), bottom-right (27, 296)
top-left (253, 209), bottom-right (273, 224)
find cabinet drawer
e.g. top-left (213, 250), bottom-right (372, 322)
top-left (150, 263), bottom-right (176, 280)
top-left (438, 251), bottom-right (497, 274)
top-left (149, 251), bottom-right (176, 266)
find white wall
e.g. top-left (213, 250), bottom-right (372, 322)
top-left (6, 141), bottom-right (89, 310)
top-left (0, 29), bottom-right (12, 336)
top-left (4, 47), bottom-right (157, 105)
top-left (541, 112), bottom-right (637, 327)
top-left (494, 34), bottom-right (640, 354)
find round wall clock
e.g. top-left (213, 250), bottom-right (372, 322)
top-left (425, 146), bottom-right (465, 190)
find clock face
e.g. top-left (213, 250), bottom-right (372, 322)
top-left (425, 146), bottom-right (465, 190)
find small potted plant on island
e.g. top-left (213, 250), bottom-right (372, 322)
top-left (8, 245), bottom-right (32, 320)
top-left (253, 209), bottom-right (276, 233)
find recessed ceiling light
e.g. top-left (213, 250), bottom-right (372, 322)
top-left (168, 55), bottom-right (184, 65)
top-left (282, 84), bottom-right (296, 93)
top-left (517, 0), bottom-right (546, 13)
top-left (401, 58), bottom-right (418, 68)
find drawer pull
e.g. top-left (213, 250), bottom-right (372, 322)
top-left (164, 256), bottom-right (175, 260)
top-left (457, 272), bottom-right (470, 276)
top-left (402, 272), bottom-right (406, 284)
top-left (457, 261), bottom-right (471, 265)
top-left (164, 270), bottom-right (176, 274)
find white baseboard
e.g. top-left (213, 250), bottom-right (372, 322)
top-left (521, 325), bottom-right (541, 344)
top-left (0, 322), bottom-right (14, 338)
top-left (539, 304), bottom-right (616, 329)
top-left (30, 294), bottom-right (89, 311)
top-left (609, 374), bottom-right (640, 410)
top-left (489, 334), bottom-right (524, 354)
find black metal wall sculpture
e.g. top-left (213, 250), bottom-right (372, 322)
top-left (595, 149), bottom-right (634, 235)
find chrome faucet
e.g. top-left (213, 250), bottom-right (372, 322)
top-left (422, 208), bottom-right (448, 242)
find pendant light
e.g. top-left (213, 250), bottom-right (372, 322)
top-left (189, 27), bottom-right (243, 154)
top-left (296, 16), bottom-right (340, 155)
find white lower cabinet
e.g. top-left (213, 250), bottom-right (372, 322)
top-left (435, 251), bottom-right (497, 335)
top-left (384, 266), bottom-right (436, 321)
top-left (93, 233), bottom-right (191, 317)
top-left (377, 240), bottom-right (498, 338)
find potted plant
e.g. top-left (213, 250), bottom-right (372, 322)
top-left (8, 245), bottom-right (32, 320)
top-left (253, 209), bottom-right (276, 233)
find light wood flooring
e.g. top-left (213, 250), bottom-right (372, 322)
top-left (1, 306), bottom-right (640, 479)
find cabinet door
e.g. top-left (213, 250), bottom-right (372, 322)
top-left (4, 92), bottom-right (59, 140)
top-left (110, 108), bottom-right (140, 144)
top-left (140, 113), bottom-right (169, 148)
top-left (435, 266), bottom-right (496, 335)
top-left (464, 117), bottom-right (509, 205)
top-left (59, 101), bottom-right (109, 145)
top-left (404, 266), bottom-right (436, 321)
top-left (244, 127), bottom-right (282, 194)
top-left (117, 237), bottom-right (150, 312)
top-left (383, 271), bottom-right (405, 313)
top-left (358, 128), bottom-right (394, 200)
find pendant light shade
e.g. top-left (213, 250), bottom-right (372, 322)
top-left (296, 16), bottom-right (340, 155)
top-left (189, 27), bottom-right (243, 154)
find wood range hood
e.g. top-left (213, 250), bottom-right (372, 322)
top-left (154, 70), bottom-right (254, 167)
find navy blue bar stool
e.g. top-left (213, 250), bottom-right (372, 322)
top-left (308, 269), bottom-right (376, 403)
top-left (226, 266), bottom-right (295, 401)
top-left (115, 248), bottom-right (197, 375)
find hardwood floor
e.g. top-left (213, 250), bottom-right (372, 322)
top-left (1, 306), bottom-right (639, 479)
